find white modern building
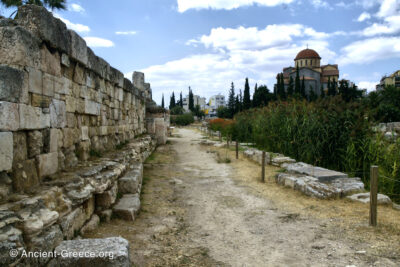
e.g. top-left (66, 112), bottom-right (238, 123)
top-left (207, 94), bottom-right (226, 116)
top-left (183, 95), bottom-right (207, 111)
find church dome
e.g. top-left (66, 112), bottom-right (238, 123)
top-left (295, 49), bottom-right (321, 60)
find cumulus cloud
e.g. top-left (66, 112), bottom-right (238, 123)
top-left (309, 0), bottom-right (331, 9)
top-left (84, 37), bottom-right (114, 48)
top-left (358, 81), bottom-right (379, 91)
top-left (338, 37), bottom-right (400, 65)
top-left (69, 3), bottom-right (85, 13)
top-left (357, 12), bottom-right (371, 22)
top-left (115, 31), bottom-right (137, 35)
top-left (176, 0), bottom-right (295, 12)
top-left (54, 15), bottom-right (90, 33)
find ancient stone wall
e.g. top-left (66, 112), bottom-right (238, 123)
top-left (0, 5), bottom-right (154, 198)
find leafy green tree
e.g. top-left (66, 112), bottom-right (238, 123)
top-left (217, 106), bottom-right (230, 118)
top-left (170, 105), bottom-right (184, 115)
top-left (169, 92), bottom-right (175, 109)
top-left (161, 94), bottom-right (164, 108)
top-left (193, 105), bottom-right (205, 118)
top-left (253, 85), bottom-right (272, 107)
top-left (227, 82), bottom-right (236, 118)
top-left (328, 77), bottom-right (337, 96)
top-left (188, 87), bottom-right (194, 111)
top-left (243, 77), bottom-right (251, 110)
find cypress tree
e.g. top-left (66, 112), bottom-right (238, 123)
top-left (161, 94), bottom-right (164, 108)
top-left (228, 82), bottom-right (236, 118)
top-left (188, 87), bottom-right (194, 111)
top-left (239, 89), bottom-right (243, 111)
top-left (180, 92), bottom-right (183, 107)
top-left (235, 95), bottom-right (240, 115)
top-left (295, 66), bottom-right (301, 95)
top-left (243, 78), bottom-right (251, 110)
top-left (320, 85), bottom-right (325, 98)
top-left (280, 73), bottom-right (286, 100)
top-left (301, 76), bottom-right (306, 98)
top-left (169, 92), bottom-right (175, 109)
top-left (287, 76), bottom-right (294, 96)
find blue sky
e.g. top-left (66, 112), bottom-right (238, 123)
top-left (1, 0), bottom-right (400, 106)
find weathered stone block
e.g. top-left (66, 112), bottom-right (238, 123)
top-left (73, 63), bottom-right (86, 85)
top-left (26, 67), bottom-right (43, 95)
top-left (0, 65), bottom-right (28, 104)
top-left (40, 45), bottom-right (61, 77)
top-left (81, 126), bottom-right (89, 141)
top-left (0, 26), bottom-right (41, 68)
top-left (65, 96), bottom-right (76, 113)
top-left (62, 128), bottom-right (80, 148)
top-left (96, 183), bottom-right (117, 209)
top-left (61, 53), bottom-right (70, 67)
top-left (54, 237), bottom-right (130, 266)
top-left (0, 101), bottom-right (20, 131)
top-left (80, 214), bottom-right (99, 235)
top-left (76, 141), bottom-right (90, 161)
top-left (60, 207), bottom-right (86, 239)
top-left (0, 132), bottom-right (13, 172)
top-left (19, 104), bottom-right (50, 130)
top-left (69, 30), bottom-right (88, 66)
top-left (118, 163), bottom-right (143, 194)
top-left (84, 100), bottom-right (101, 115)
top-left (50, 99), bottom-right (67, 128)
top-left (42, 72), bottom-right (56, 97)
top-left (12, 159), bottom-right (39, 193)
top-left (16, 5), bottom-right (71, 53)
top-left (55, 76), bottom-right (71, 95)
top-left (49, 129), bottom-right (59, 153)
top-left (27, 130), bottom-right (43, 158)
top-left (36, 152), bottom-right (58, 177)
top-left (12, 132), bottom-right (27, 163)
top-left (113, 194), bottom-right (140, 221)
top-left (31, 94), bottom-right (51, 108)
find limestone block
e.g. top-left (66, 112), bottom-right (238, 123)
top-left (133, 71), bottom-right (145, 90)
top-left (16, 5), bottom-right (71, 53)
top-left (80, 214), bottom-right (100, 235)
top-left (113, 194), bottom-right (140, 221)
top-left (0, 132), bottom-right (13, 172)
top-left (118, 163), bottom-right (143, 194)
top-left (31, 94), bottom-right (51, 108)
top-left (54, 237), bottom-right (130, 266)
top-left (73, 63), bottom-right (86, 85)
top-left (26, 67), bottom-right (43, 94)
top-left (97, 209), bottom-right (112, 223)
top-left (27, 131), bottom-right (43, 158)
top-left (347, 193), bottom-right (392, 205)
top-left (0, 101), bottom-right (20, 131)
top-left (66, 184), bottom-right (95, 206)
top-left (96, 183), bottom-right (118, 209)
top-left (36, 152), bottom-right (58, 177)
top-left (60, 207), bottom-right (86, 239)
top-left (81, 126), bottom-right (89, 141)
top-left (40, 45), bottom-right (61, 77)
top-left (49, 129), bottom-right (59, 153)
top-left (12, 159), bottom-right (39, 193)
top-left (0, 65), bottom-right (29, 104)
top-left (55, 76), bottom-right (71, 95)
top-left (13, 132), bottom-right (27, 162)
top-left (62, 128), bottom-right (80, 148)
top-left (84, 100), bottom-right (101, 115)
top-left (65, 96), bottom-right (77, 113)
top-left (61, 53), bottom-right (70, 67)
top-left (83, 196), bottom-right (95, 220)
top-left (66, 112), bottom-right (77, 128)
top-left (77, 141), bottom-right (90, 161)
top-left (69, 30), bottom-right (88, 66)
top-left (50, 99), bottom-right (67, 128)
top-left (19, 104), bottom-right (50, 130)
top-left (42, 72), bottom-right (56, 97)
top-left (0, 26), bottom-right (41, 68)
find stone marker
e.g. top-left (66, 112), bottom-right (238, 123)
top-left (54, 237), bottom-right (130, 267)
top-left (113, 194), bottom-right (140, 221)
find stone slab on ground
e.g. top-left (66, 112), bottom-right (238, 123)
top-left (347, 193), bottom-right (392, 205)
top-left (53, 237), bottom-right (130, 267)
top-left (118, 163), bottom-right (143, 194)
top-left (112, 194), bottom-right (140, 221)
top-left (282, 162), bottom-right (348, 182)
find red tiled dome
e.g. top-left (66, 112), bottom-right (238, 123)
top-left (295, 49), bottom-right (321, 60)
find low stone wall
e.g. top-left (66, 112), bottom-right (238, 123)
top-left (0, 135), bottom-right (156, 266)
top-left (0, 5), bottom-right (160, 202)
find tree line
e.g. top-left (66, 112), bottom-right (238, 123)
top-left (162, 87), bottom-right (204, 118)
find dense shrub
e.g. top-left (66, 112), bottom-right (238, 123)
top-left (171, 113), bottom-right (194, 126)
top-left (230, 97), bottom-right (400, 202)
top-left (209, 118), bottom-right (234, 138)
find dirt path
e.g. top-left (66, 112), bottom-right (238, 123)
top-left (87, 127), bottom-right (399, 267)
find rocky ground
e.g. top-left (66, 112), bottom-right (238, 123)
top-left (86, 127), bottom-right (400, 267)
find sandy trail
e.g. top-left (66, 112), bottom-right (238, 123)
top-left (87, 127), bottom-right (399, 267)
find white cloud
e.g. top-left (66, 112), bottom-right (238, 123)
top-left (69, 3), bottom-right (85, 13)
top-left (362, 15), bottom-right (400, 35)
top-left (54, 14), bottom-right (90, 33)
top-left (115, 31), bottom-right (137, 35)
top-left (177, 0), bottom-right (295, 12)
top-left (309, 0), bottom-right (331, 9)
top-left (338, 36), bottom-right (400, 65)
top-left (139, 24), bottom-right (337, 105)
top-left (358, 81), bottom-right (379, 91)
top-left (84, 37), bottom-right (114, 48)
top-left (355, 0), bottom-right (380, 9)
top-left (376, 0), bottom-right (399, 18)
top-left (357, 12), bottom-right (371, 22)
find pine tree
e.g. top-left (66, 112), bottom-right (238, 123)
top-left (228, 82), bottom-right (236, 118)
top-left (301, 76), bottom-right (306, 98)
top-left (235, 95), bottom-right (240, 115)
top-left (169, 92), bottom-right (176, 109)
top-left (243, 78), bottom-right (251, 110)
top-left (188, 87), bottom-right (194, 111)
top-left (180, 92), bottom-right (183, 107)
top-left (287, 76), bottom-right (294, 96)
top-left (161, 94), bottom-right (164, 108)
top-left (239, 89), bottom-right (243, 111)
top-left (295, 66), bottom-right (301, 95)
